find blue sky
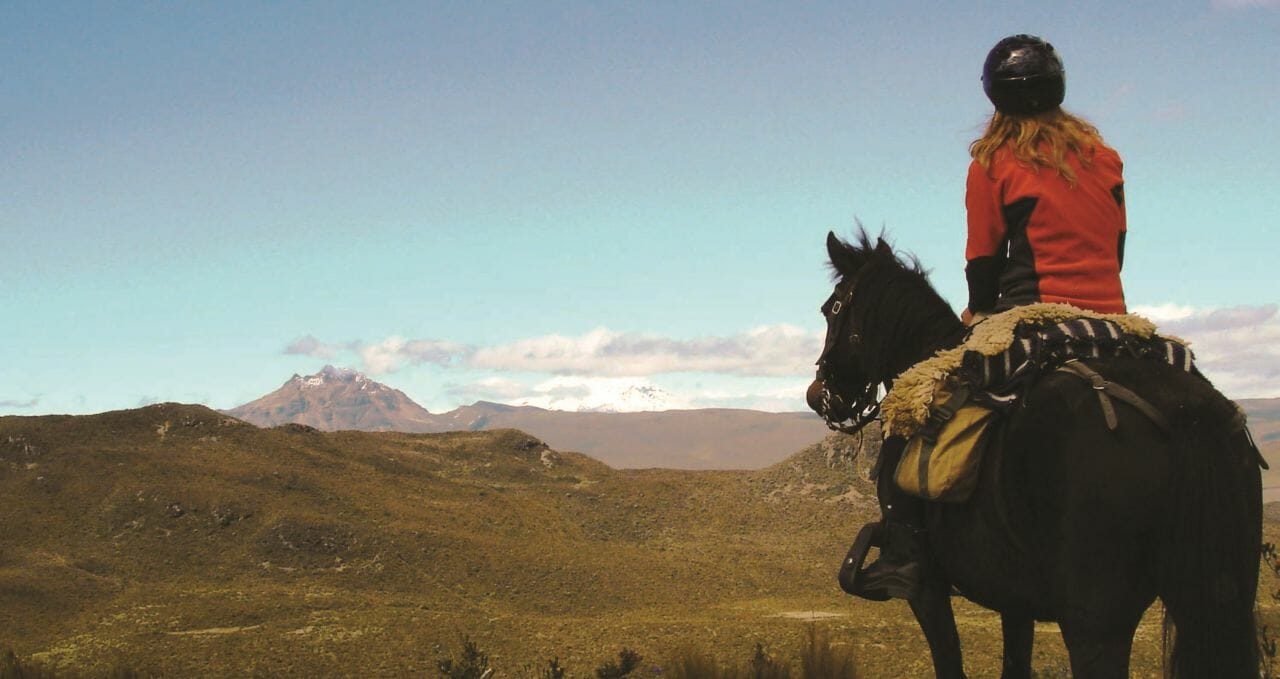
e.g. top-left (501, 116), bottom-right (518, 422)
top-left (3, 1), bottom-right (1278, 415)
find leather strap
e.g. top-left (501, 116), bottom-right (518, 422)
top-left (1057, 360), bottom-right (1171, 435)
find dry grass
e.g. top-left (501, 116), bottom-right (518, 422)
top-left (0, 403), bottom-right (1274, 677)
top-left (659, 626), bottom-right (858, 679)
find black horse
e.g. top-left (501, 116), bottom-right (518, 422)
top-left (807, 231), bottom-right (1262, 678)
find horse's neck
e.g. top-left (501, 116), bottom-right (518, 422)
top-left (860, 262), bottom-right (965, 380)
top-left (885, 315), bottom-right (965, 380)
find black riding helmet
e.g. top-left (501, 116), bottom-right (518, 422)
top-left (982, 34), bottom-right (1065, 115)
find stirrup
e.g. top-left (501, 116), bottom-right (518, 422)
top-left (838, 522), bottom-right (892, 602)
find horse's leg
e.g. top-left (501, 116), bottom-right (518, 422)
top-left (1057, 619), bottom-right (1139, 679)
top-left (1056, 562), bottom-right (1146, 678)
top-left (999, 613), bottom-right (1033, 679)
top-left (909, 577), bottom-right (966, 679)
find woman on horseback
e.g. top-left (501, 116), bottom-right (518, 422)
top-left (962, 34), bottom-right (1128, 321)
top-left (854, 34), bottom-right (1130, 601)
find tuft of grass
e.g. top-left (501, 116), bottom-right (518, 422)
top-left (0, 649), bottom-right (143, 679)
top-left (658, 627), bottom-right (859, 679)
top-left (540, 657), bottom-right (567, 679)
top-left (3, 648), bottom-right (59, 679)
top-left (797, 626), bottom-right (859, 679)
top-left (1262, 542), bottom-right (1280, 678)
top-left (746, 642), bottom-right (791, 679)
top-left (594, 648), bottom-right (642, 678)
top-left (661, 646), bottom-right (724, 679)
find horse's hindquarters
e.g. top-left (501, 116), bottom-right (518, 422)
top-left (937, 358), bottom-right (1261, 676)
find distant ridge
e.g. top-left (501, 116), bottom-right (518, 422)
top-left (224, 368), bottom-right (831, 469)
top-left (457, 404), bottom-right (831, 470)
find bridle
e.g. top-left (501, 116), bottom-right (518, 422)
top-left (815, 265), bottom-right (882, 434)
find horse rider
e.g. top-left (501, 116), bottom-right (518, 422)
top-left (856, 34), bottom-right (1131, 600)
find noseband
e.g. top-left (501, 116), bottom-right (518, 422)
top-left (815, 266), bottom-right (882, 434)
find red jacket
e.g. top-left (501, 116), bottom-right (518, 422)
top-left (965, 142), bottom-right (1127, 314)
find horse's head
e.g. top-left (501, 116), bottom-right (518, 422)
top-left (807, 231), bottom-right (894, 433)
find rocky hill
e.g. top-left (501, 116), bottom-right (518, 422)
top-left (223, 365), bottom-right (439, 432)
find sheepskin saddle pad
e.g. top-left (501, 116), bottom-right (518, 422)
top-left (881, 303), bottom-right (1193, 439)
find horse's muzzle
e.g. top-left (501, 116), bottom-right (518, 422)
top-left (808, 377), bottom-right (853, 421)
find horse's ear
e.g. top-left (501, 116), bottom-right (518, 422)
top-left (827, 231), bottom-right (861, 277)
top-left (875, 238), bottom-right (893, 257)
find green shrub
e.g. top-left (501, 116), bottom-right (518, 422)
top-left (437, 636), bottom-right (492, 679)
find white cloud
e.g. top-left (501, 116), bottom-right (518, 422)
top-left (516, 376), bottom-right (693, 412)
top-left (467, 325), bottom-right (821, 377)
top-left (287, 303), bottom-right (1280, 409)
top-left (284, 335), bottom-right (337, 359)
top-left (1140, 303), bottom-right (1280, 398)
top-left (284, 333), bottom-right (358, 358)
top-left (444, 377), bottom-right (535, 404)
top-left (358, 336), bottom-right (470, 374)
top-left (0, 397), bottom-right (40, 409)
top-left (1131, 303), bottom-right (1196, 322)
top-left (295, 325), bottom-right (822, 379)
top-left (444, 375), bottom-right (693, 412)
top-left (687, 381), bottom-right (814, 412)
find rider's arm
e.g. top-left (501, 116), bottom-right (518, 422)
top-left (964, 160), bottom-right (1006, 313)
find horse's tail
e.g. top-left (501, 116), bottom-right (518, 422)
top-left (1159, 397), bottom-right (1262, 678)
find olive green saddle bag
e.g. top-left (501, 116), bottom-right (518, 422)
top-left (894, 382), bottom-right (996, 502)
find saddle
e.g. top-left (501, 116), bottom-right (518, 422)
top-left (885, 305), bottom-right (1197, 503)
top-left (881, 303), bottom-right (1191, 440)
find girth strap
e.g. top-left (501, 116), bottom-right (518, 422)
top-left (1057, 360), bottom-right (1171, 435)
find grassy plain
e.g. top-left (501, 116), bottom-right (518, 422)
top-left (1, 403), bottom-right (1274, 677)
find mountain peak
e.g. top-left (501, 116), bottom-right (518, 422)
top-left (291, 365), bottom-right (369, 390)
top-left (228, 367), bottom-right (439, 431)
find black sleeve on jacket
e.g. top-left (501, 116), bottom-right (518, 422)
top-left (966, 255), bottom-right (1003, 312)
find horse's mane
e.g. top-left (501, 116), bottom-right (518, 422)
top-left (829, 230), bottom-right (965, 383)
top-left (827, 228), bottom-right (928, 282)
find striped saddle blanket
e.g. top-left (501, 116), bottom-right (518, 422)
top-left (957, 316), bottom-right (1194, 412)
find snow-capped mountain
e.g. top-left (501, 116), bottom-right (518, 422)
top-left (506, 377), bottom-right (684, 413)
top-left (572, 384), bottom-right (674, 413)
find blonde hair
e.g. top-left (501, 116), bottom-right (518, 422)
top-left (969, 108), bottom-right (1103, 185)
